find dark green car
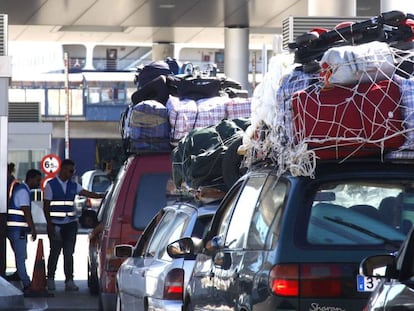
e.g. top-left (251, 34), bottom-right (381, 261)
top-left (170, 160), bottom-right (414, 311)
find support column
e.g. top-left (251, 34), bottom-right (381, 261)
top-left (380, 0), bottom-right (414, 14)
top-left (224, 26), bottom-right (249, 91)
top-left (0, 56), bottom-right (11, 278)
top-left (308, 0), bottom-right (356, 16)
top-left (83, 43), bottom-right (95, 71)
top-left (152, 42), bottom-right (174, 61)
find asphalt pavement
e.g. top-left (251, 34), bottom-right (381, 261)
top-left (5, 232), bottom-right (99, 310)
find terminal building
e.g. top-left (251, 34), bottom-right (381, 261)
top-left (2, 0), bottom-right (412, 178)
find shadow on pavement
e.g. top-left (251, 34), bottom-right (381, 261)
top-left (23, 280), bottom-right (98, 311)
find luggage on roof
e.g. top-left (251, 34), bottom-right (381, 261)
top-left (172, 118), bottom-right (249, 191)
top-left (120, 100), bottom-right (171, 154)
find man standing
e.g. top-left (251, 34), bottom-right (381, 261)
top-left (43, 159), bottom-right (104, 291)
top-left (6, 169), bottom-right (41, 292)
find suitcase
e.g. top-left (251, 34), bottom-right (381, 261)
top-left (123, 100), bottom-right (171, 152)
top-left (292, 79), bottom-right (405, 159)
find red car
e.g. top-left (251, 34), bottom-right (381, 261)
top-left (88, 153), bottom-right (172, 311)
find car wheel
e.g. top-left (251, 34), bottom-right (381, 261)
top-left (87, 261), bottom-right (99, 295)
top-left (184, 297), bottom-right (195, 311)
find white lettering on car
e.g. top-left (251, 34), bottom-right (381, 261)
top-left (309, 303), bottom-right (346, 311)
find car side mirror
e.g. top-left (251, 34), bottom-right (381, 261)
top-left (360, 254), bottom-right (397, 279)
top-left (167, 237), bottom-right (202, 259)
top-left (79, 209), bottom-right (98, 229)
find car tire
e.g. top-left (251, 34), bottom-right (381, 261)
top-left (87, 261), bottom-right (99, 295)
top-left (184, 297), bottom-right (195, 311)
top-left (222, 135), bottom-right (244, 190)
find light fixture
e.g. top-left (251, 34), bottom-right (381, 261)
top-left (59, 25), bottom-right (126, 32)
top-left (159, 4), bottom-right (175, 9)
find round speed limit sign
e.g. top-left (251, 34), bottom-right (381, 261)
top-left (40, 154), bottom-right (61, 176)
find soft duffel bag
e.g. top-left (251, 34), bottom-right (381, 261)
top-left (125, 100), bottom-right (171, 152)
top-left (177, 77), bottom-right (221, 100)
top-left (320, 41), bottom-right (395, 87)
top-left (292, 79), bottom-right (405, 159)
top-left (131, 75), bottom-right (171, 106)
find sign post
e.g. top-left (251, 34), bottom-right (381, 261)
top-left (40, 154), bottom-right (61, 191)
top-left (64, 52), bottom-right (70, 159)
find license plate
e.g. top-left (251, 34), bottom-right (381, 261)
top-left (357, 274), bottom-right (382, 292)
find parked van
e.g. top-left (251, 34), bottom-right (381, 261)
top-left (93, 152), bottom-right (172, 311)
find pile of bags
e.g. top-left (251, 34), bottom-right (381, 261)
top-left (240, 11), bottom-right (414, 177)
top-left (119, 59), bottom-right (252, 190)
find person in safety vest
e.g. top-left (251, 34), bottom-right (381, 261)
top-left (43, 159), bottom-right (104, 292)
top-left (6, 169), bottom-right (41, 292)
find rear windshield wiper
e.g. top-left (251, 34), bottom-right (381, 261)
top-left (324, 216), bottom-right (401, 248)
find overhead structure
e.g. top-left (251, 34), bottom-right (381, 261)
top-left (380, 0), bottom-right (414, 14)
top-left (308, 0), bottom-right (356, 16)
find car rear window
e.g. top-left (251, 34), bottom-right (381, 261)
top-left (132, 173), bottom-right (171, 230)
top-left (307, 181), bottom-right (409, 246)
top-left (92, 175), bottom-right (112, 193)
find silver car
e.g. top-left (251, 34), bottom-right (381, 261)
top-left (115, 201), bottom-right (219, 311)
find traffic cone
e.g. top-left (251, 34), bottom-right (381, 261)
top-left (24, 238), bottom-right (53, 297)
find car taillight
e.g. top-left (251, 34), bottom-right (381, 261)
top-left (269, 263), bottom-right (342, 297)
top-left (163, 268), bottom-right (184, 300)
top-left (269, 264), bottom-right (299, 296)
top-left (105, 238), bottom-right (123, 272)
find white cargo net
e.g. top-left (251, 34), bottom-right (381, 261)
top-left (242, 41), bottom-right (414, 178)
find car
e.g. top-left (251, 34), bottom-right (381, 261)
top-left (169, 160), bottom-right (414, 311)
top-left (92, 152), bottom-right (173, 311)
top-left (360, 220), bottom-right (414, 310)
top-left (115, 200), bottom-right (220, 311)
top-left (74, 169), bottom-right (112, 215)
top-left (85, 182), bottom-right (115, 296)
